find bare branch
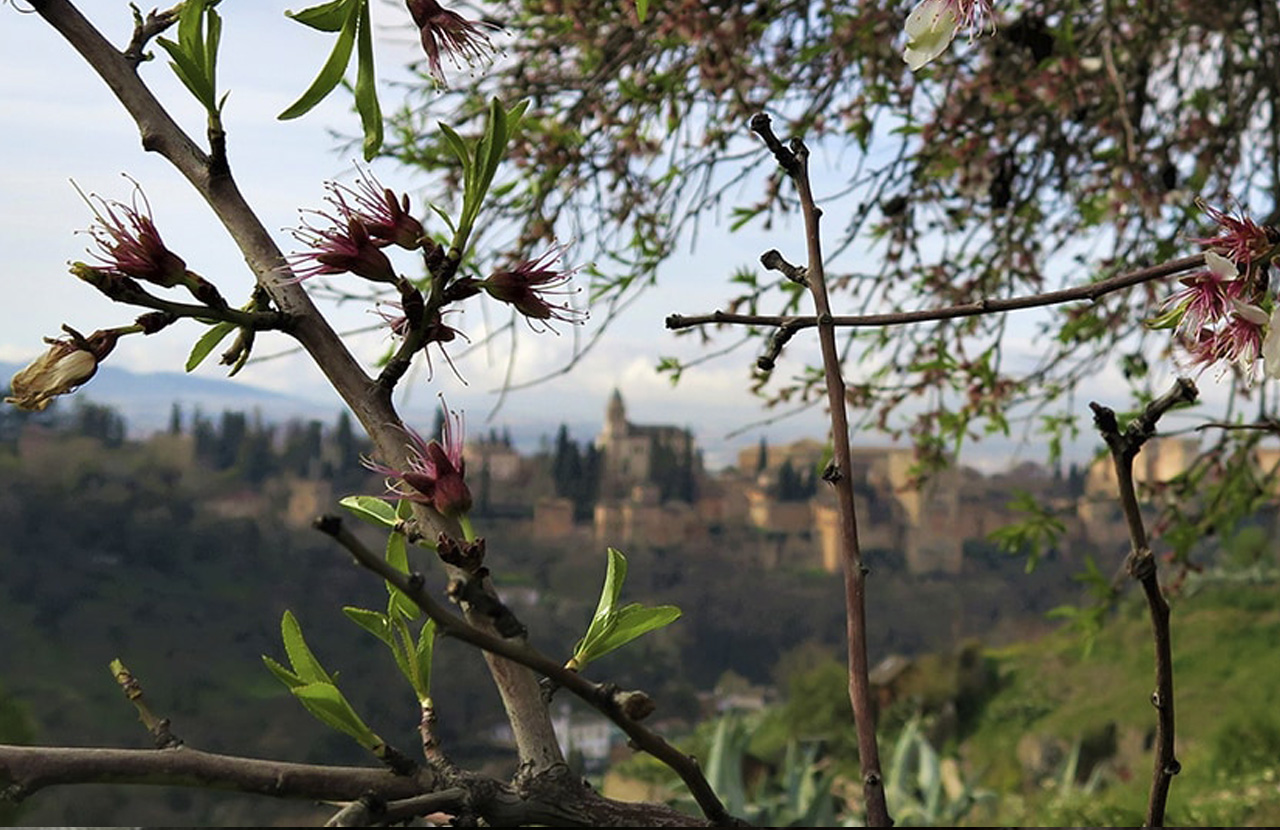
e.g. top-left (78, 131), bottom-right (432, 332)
top-left (1089, 377), bottom-right (1196, 827)
top-left (0, 744), bottom-right (431, 804)
top-left (747, 112), bottom-right (890, 826)
top-left (667, 254), bottom-right (1207, 333)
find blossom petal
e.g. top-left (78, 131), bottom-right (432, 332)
top-left (1204, 250), bottom-right (1239, 279)
top-left (1264, 307), bottom-right (1280, 380)
top-left (904, 0), bottom-right (960, 71)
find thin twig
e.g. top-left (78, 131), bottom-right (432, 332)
top-left (109, 659), bottom-right (182, 749)
top-left (667, 254), bottom-right (1206, 332)
top-left (1089, 377), bottom-right (1196, 827)
top-left (748, 113), bottom-right (890, 826)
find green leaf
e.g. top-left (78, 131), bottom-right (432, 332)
top-left (730, 205), bottom-right (764, 232)
top-left (583, 602), bottom-right (682, 662)
top-left (176, 0), bottom-right (205, 58)
top-left (386, 611), bottom-right (416, 689)
top-left (278, 3), bottom-right (358, 120)
top-left (291, 682), bottom-right (380, 748)
top-left (338, 494), bottom-right (398, 528)
top-left (286, 0), bottom-right (353, 31)
top-left (414, 618), bottom-right (436, 698)
top-left (385, 531), bottom-right (420, 620)
top-left (427, 203), bottom-right (456, 234)
top-left (280, 610), bottom-right (332, 684)
top-left (186, 321), bottom-right (237, 372)
top-left (203, 6), bottom-right (222, 96)
top-left (261, 655), bottom-right (305, 689)
top-left (155, 0), bottom-right (223, 113)
top-left (635, 0), bottom-right (650, 22)
top-left (342, 606), bottom-right (394, 648)
top-left (571, 548), bottom-right (682, 668)
top-left (581, 547), bottom-right (628, 643)
top-left (157, 41), bottom-right (214, 109)
top-left (437, 122), bottom-right (473, 175)
top-left (353, 0), bottom-right (383, 160)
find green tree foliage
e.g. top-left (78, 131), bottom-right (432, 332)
top-left (71, 401), bottom-right (126, 448)
top-left (648, 430), bottom-right (697, 504)
top-left (773, 459), bottom-right (817, 502)
top-left (551, 423), bottom-right (601, 518)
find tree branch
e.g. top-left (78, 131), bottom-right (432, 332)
top-left (1089, 377), bottom-right (1196, 827)
top-left (0, 744), bottom-right (431, 804)
top-left (748, 112), bottom-right (890, 826)
top-left (666, 254), bottom-right (1206, 332)
top-left (28, 0), bottom-right (565, 780)
top-left (313, 515), bottom-right (741, 827)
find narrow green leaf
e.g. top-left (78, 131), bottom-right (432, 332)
top-left (155, 32), bottom-right (214, 110)
top-left (587, 603), bottom-right (682, 661)
top-left (437, 122), bottom-right (473, 172)
top-left (414, 618), bottom-right (436, 698)
top-left (286, 0), bottom-right (353, 31)
top-left (353, 0), bottom-right (382, 160)
top-left (338, 494), bottom-right (398, 528)
top-left (186, 321), bottom-right (237, 372)
top-left (278, 6), bottom-right (358, 120)
top-left (177, 0), bottom-right (205, 66)
top-left (635, 0), bottom-right (650, 22)
top-left (280, 610), bottom-right (332, 684)
top-left (261, 655), bottom-right (305, 689)
top-left (390, 612), bottom-right (419, 688)
top-left (428, 203), bottom-right (456, 234)
top-left (386, 530), bottom-right (409, 574)
top-left (291, 682), bottom-right (380, 748)
top-left (506, 99), bottom-right (530, 125)
top-left (573, 548), bottom-right (629, 660)
top-left (479, 97), bottom-right (505, 186)
top-left (594, 548), bottom-right (628, 625)
top-left (204, 6), bottom-right (222, 92)
top-left (385, 532), bottom-right (420, 620)
top-left (342, 606), bottom-right (394, 648)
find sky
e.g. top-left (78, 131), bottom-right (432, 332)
top-left (0, 2), bottom-right (1222, 471)
top-left (0, 2), bottom-right (848, 467)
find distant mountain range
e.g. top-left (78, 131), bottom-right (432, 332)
top-left (0, 361), bottom-right (598, 454)
top-left (0, 360), bottom-right (339, 435)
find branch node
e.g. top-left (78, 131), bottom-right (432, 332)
top-left (1127, 547), bottom-right (1156, 581)
top-left (123, 4), bottom-right (179, 68)
top-left (749, 113), bottom-right (800, 176)
top-left (760, 249), bottom-right (808, 286)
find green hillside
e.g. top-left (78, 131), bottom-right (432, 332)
top-left (958, 577), bottom-right (1280, 827)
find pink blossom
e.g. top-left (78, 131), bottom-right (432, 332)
top-left (81, 186), bottom-right (187, 288)
top-left (903, 0), bottom-right (995, 71)
top-left (1148, 251), bottom-right (1246, 335)
top-left (325, 167), bottom-right (425, 250)
top-left (1192, 199), bottom-right (1276, 269)
top-left (288, 214), bottom-right (398, 284)
top-left (363, 407), bottom-right (471, 517)
top-left (481, 245), bottom-right (585, 329)
top-left (405, 0), bottom-right (497, 86)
